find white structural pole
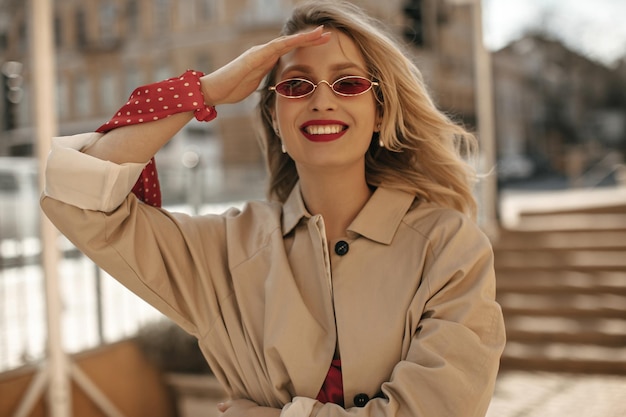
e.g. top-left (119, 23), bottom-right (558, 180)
top-left (447, 0), bottom-right (499, 236)
top-left (470, 0), bottom-right (499, 238)
top-left (31, 0), bottom-right (72, 415)
top-left (23, 1), bottom-right (129, 416)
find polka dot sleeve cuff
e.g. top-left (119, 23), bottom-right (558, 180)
top-left (95, 70), bottom-right (217, 207)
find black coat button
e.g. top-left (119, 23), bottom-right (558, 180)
top-left (354, 393), bottom-right (369, 407)
top-left (334, 240), bottom-right (349, 256)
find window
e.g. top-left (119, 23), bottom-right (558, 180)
top-left (100, 72), bottom-right (117, 113)
top-left (75, 74), bottom-right (91, 117)
top-left (243, 0), bottom-right (285, 24)
top-left (153, 0), bottom-right (170, 32)
top-left (99, 1), bottom-right (117, 45)
top-left (0, 173), bottom-right (18, 193)
top-left (75, 9), bottom-right (87, 47)
top-left (125, 65), bottom-right (142, 96)
top-left (178, 0), bottom-right (197, 27)
top-left (55, 75), bottom-right (69, 120)
top-left (255, 0), bottom-right (283, 21)
top-left (154, 63), bottom-right (171, 83)
top-left (195, 53), bottom-right (212, 73)
top-left (54, 15), bottom-right (63, 48)
top-left (199, 0), bottom-right (216, 21)
top-left (126, 0), bottom-right (139, 36)
top-left (18, 22), bottom-right (27, 54)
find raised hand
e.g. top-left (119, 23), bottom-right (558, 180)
top-left (201, 25), bottom-right (331, 106)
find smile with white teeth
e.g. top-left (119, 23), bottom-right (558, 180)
top-left (304, 125), bottom-right (345, 135)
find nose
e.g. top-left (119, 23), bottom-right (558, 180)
top-left (309, 80), bottom-right (337, 111)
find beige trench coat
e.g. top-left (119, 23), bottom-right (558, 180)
top-left (41, 133), bottom-right (506, 416)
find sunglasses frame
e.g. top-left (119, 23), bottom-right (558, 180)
top-left (269, 75), bottom-right (379, 99)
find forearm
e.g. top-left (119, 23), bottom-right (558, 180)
top-left (83, 112), bottom-right (193, 164)
top-left (82, 26), bottom-right (331, 166)
top-left (83, 69), bottom-right (216, 165)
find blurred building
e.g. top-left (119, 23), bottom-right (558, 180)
top-left (493, 34), bottom-right (626, 186)
top-left (0, 0), bottom-right (483, 199)
top-left (1, 0), bottom-right (291, 165)
top-left (3, 0), bottom-right (623, 192)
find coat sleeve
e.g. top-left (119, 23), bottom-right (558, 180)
top-left (40, 137), bottom-right (232, 336)
top-left (43, 133), bottom-right (147, 212)
top-left (282, 210), bottom-right (506, 417)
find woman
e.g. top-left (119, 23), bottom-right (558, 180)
top-left (41, 1), bottom-right (505, 416)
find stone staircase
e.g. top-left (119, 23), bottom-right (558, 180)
top-left (493, 202), bottom-right (626, 374)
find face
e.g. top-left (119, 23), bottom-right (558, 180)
top-left (272, 29), bottom-right (379, 176)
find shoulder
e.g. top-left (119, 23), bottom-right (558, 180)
top-left (218, 199), bottom-right (284, 265)
top-left (221, 199), bottom-right (282, 228)
top-left (401, 200), bottom-right (491, 252)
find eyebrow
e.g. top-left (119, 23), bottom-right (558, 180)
top-left (280, 62), bottom-right (367, 77)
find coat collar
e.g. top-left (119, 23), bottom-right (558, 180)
top-left (282, 182), bottom-right (416, 245)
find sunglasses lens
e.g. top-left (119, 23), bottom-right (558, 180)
top-left (275, 79), bottom-right (314, 97)
top-left (333, 77), bottom-right (372, 95)
top-left (272, 77), bottom-right (375, 98)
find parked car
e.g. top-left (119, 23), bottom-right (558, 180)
top-left (0, 157), bottom-right (40, 241)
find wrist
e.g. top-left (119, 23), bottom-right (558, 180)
top-left (199, 73), bottom-right (216, 107)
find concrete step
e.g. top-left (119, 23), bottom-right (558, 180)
top-left (495, 230), bottom-right (626, 251)
top-left (500, 341), bottom-right (626, 374)
top-left (518, 203), bottom-right (626, 216)
top-left (510, 213), bottom-right (626, 232)
top-left (499, 188), bottom-right (626, 230)
top-left (503, 316), bottom-right (626, 347)
top-left (494, 250), bottom-right (626, 271)
top-left (494, 196), bottom-right (626, 373)
top-left (505, 328), bottom-right (626, 347)
top-left (496, 270), bottom-right (626, 295)
top-left (498, 293), bottom-right (626, 319)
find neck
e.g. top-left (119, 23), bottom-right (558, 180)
top-left (298, 164), bottom-right (373, 241)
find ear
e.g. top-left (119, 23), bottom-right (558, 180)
top-left (270, 114), bottom-right (281, 136)
top-left (269, 108), bottom-right (278, 130)
top-left (374, 114), bottom-right (383, 132)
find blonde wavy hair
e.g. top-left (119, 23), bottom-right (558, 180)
top-left (258, 0), bottom-right (479, 217)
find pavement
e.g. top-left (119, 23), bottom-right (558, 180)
top-left (486, 371), bottom-right (626, 417)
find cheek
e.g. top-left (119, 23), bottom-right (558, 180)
top-left (360, 101), bottom-right (379, 130)
top-left (274, 103), bottom-right (308, 139)
top-left (274, 102), bottom-right (296, 128)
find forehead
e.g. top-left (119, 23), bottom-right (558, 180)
top-left (278, 29), bottom-right (368, 76)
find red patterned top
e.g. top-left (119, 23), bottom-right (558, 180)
top-left (316, 359), bottom-right (344, 406)
top-left (95, 69), bottom-right (216, 207)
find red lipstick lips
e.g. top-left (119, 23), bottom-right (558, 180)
top-left (300, 120), bottom-right (348, 142)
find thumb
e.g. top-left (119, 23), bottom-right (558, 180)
top-left (217, 400), bottom-right (231, 412)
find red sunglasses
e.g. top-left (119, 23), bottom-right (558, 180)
top-left (269, 76), bottom-right (379, 99)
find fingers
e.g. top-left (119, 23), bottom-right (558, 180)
top-left (267, 25), bottom-right (332, 58)
top-left (241, 26), bottom-right (330, 75)
top-left (239, 27), bottom-right (331, 75)
top-left (201, 26), bottom-right (332, 106)
top-left (237, 26), bottom-right (331, 81)
top-left (261, 26), bottom-right (331, 66)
